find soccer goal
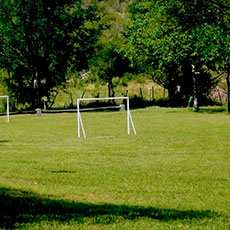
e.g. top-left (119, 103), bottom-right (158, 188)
top-left (0, 95), bottom-right (10, 122)
top-left (77, 96), bottom-right (136, 138)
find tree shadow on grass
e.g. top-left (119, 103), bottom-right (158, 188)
top-left (50, 170), bottom-right (77, 174)
top-left (0, 187), bottom-right (219, 229)
top-left (0, 140), bottom-right (9, 143)
top-left (0, 140), bottom-right (9, 146)
top-left (198, 107), bottom-right (226, 114)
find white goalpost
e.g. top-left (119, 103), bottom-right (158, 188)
top-left (77, 96), bottom-right (136, 138)
top-left (0, 95), bottom-right (10, 122)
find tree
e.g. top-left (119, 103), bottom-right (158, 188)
top-left (165, 0), bottom-right (230, 108)
top-left (91, 42), bottom-right (132, 97)
top-left (124, 0), bottom-right (229, 106)
top-left (0, 0), bottom-right (97, 108)
top-left (89, 0), bottom-right (133, 97)
top-left (192, 1), bottom-right (230, 111)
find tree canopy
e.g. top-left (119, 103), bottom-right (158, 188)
top-left (124, 0), bottom-right (230, 106)
top-left (89, 0), bottom-right (132, 97)
top-left (0, 0), bottom-right (97, 108)
top-left (1, 0), bottom-right (230, 108)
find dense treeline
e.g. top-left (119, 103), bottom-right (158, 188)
top-left (0, 0), bottom-right (98, 108)
top-left (0, 0), bottom-right (230, 110)
top-left (125, 0), bottom-right (230, 108)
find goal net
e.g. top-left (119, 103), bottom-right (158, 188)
top-left (0, 95), bottom-right (10, 122)
top-left (77, 96), bottom-right (136, 138)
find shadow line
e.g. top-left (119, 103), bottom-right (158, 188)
top-left (0, 187), bottom-right (219, 229)
top-left (199, 107), bottom-right (226, 114)
top-left (0, 140), bottom-right (9, 143)
top-left (50, 170), bottom-right (77, 174)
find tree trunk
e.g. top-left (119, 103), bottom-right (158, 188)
top-left (108, 78), bottom-right (113, 98)
top-left (168, 85), bottom-right (175, 105)
top-left (226, 71), bottom-right (230, 113)
top-left (32, 71), bottom-right (42, 109)
top-left (193, 75), bottom-right (199, 111)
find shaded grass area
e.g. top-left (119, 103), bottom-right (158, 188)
top-left (0, 187), bottom-right (218, 230)
top-left (198, 106), bottom-right (226, 113)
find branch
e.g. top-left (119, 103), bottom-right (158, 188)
top-left (209, 0), bottom-right (230, 9)
top-left (0, 36), bottom-right (32, 71)
top-left (212, 72), bottom-right (225, 81)
top-left (48, 90), bottom-right (59, 108)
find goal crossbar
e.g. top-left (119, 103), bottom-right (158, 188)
top-left (0, 95), bottom-right (9, 122)
top-left (77, 97), bottom-right (136, 138)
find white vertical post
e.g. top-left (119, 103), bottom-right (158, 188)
top-left (79, 113), bottom-right (86, 138)
top-left (6, 96), bottom-right (9, 122)
top-left (77, 99), bottom-right (86, 138)
top-left (129, 112), bottom-right (136, 135)
top-left (77, 99), bottom-right (80, 137)
top-left (127, 97), bottom-right (130, 135)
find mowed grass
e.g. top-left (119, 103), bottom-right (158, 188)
top-left (0, 107), bottom-right (230, 229)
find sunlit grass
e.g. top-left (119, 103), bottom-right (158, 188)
top-left (0, 107), bottom-right (230, 229)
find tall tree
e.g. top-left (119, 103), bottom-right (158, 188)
top-left (165, 0), bottom-right (230, 108)
top-left (125, 0), bottom-right (229, 106)
top-left (0, 0), bottom-right (97, 108)
top-left (89, 0), bottom-right (133, 97)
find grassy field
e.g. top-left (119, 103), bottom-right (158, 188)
top-left (0, 107), bottom-right (230, 229)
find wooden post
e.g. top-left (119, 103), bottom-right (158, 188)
top-left (151, 86), bottom-right (154, 101)
top-left (226, 71), bottom-right (230, 113)
top-left (81, 92), bottom-right (85, 99)
top-left (79, 92), bottom-right (85, 106)
top-left (140, 88), bottom-right (143, 99)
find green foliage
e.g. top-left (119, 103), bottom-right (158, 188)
top-left (1, 0), bottom-right (229, 108)
top-left (164, 0), bottom-right (230, 72)
top-left (89, 0), bottom-right (133, 97)
top-left (0, 0), bottom-right (98, 109)
top-left (124, 0), bottom-right (230, 105)
top-left (90, 43), bottom-right (132, 96)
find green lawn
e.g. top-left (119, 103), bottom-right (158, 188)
top-left (0, 107), bottom-right (230, 229)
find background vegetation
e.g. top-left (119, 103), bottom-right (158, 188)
top-left (1, 0), bottom-right (230, 111)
